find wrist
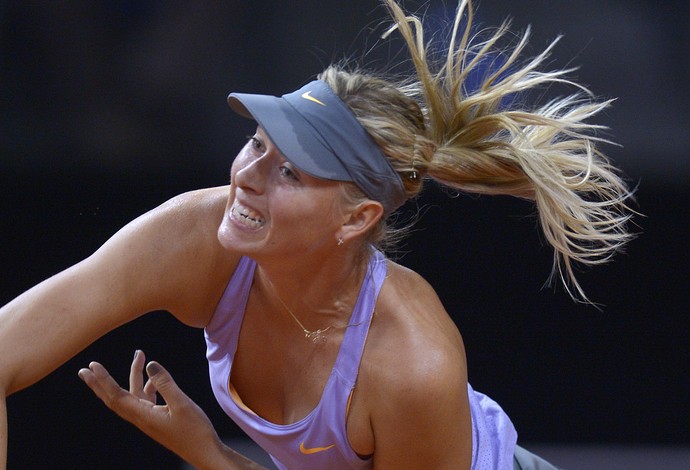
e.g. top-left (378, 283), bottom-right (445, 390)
top-left (187, 434), bottom-right (227, 470)
top-left (196, 438), bottom-right (266, 470)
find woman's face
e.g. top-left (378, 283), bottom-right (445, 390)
top-left (217, 126), bottom-right (346, 259)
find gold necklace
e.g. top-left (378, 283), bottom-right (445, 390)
top-left (263, 271), bottom-right (367, 343)
top-left (272, 292), bottom-right (335, 343)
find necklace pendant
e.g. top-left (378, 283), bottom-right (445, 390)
top-left (306, 329), bottom-right (327, 343)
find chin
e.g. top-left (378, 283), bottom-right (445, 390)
top-left (218, 216), bottom-right (270, 255)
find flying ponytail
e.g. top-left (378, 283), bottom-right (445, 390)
top-left (322, 0), bottom-right (635, 303)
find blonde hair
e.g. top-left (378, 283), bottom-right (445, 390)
top-left (320, 0), bottom-right (634, 303)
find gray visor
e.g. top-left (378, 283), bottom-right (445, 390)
top-left (227, 80), bottom-right (406, 215)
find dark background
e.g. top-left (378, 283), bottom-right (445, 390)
top-left (1, 1), bottom-right (688, 468)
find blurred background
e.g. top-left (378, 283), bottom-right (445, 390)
top-left (1, 0), bottom-right (688, 468)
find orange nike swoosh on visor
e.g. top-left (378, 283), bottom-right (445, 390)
top-left (299, 442), bottom-right (336, 454)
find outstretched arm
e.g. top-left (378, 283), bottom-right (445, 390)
top-left (0, 186), bottom-right (235, 468)
top-left (78, 351), bottom-right (265, 470)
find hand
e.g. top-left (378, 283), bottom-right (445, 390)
top-left (78, 350), bottom-right (223, 468)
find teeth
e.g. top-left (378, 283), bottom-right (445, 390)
top-left (232, 202), bottom-right (265, 229)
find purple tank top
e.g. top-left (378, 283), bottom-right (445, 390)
top-left (204, 250), bottom-right (517, 469)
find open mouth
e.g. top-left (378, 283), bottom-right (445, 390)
top-left (231, 202), bottom-right (265, 229)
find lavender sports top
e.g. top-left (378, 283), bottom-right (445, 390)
top-left (204, 250), bottom-right (517, 469)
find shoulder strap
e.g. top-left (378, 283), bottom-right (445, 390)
top-left (333, 249), bottom-right (387, 382)
top-left (204, 256), bottom-right (256, 343)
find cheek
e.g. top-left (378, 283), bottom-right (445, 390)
top-left (280, 194), bottom-right (342, 235)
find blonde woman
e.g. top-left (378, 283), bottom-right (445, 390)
top-left (0, 1), bottom-right (632, 468)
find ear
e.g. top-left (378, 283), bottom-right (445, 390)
top-left (338, 200), bottom-right (384, 243)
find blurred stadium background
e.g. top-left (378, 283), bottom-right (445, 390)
top-left (1, 1), bottom-right (687, 468)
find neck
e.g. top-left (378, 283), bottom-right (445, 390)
top-left (254, 245), bottom-right (370, 327)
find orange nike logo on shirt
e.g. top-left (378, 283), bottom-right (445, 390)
top-left (299, 442), bottom-right (336, 454)
top-left (301, 91), bottom-right (326, 106)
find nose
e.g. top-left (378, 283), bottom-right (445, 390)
top-left (233, 151), bottom-right (269, 195)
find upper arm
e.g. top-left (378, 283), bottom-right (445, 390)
top-left (370, 352), bottom-right (472, 469)
top-left (366, 265), bottom-right (473, 469)
top-left (0, 186), bottom-right (234, 395)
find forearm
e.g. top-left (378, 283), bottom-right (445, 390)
top-left (195, 441), bottom-right (268, 470)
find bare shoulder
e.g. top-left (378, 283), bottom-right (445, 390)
top-left (106, 185), bottom-right (231, 264)
top-left (363, 259), bottom-right (467, 393)
top-left (354, 260), bottom-right (471, 466)
top-left (144, 185), bottom-right (229, 231)
top-left (0, 187), bottom-right (238, 394)
top-left (89, 185), bottom-right (239, 326)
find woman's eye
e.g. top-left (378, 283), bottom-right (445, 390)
top-left (279, 166), bottom-right (298, 180)
top-left (246, 135), bottom-right (263, 151)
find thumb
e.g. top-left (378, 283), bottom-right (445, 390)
top-left (145, 361), bottom-right (185, 406)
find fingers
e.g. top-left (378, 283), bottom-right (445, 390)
top-left (78, 355), bottom-right (220, 464)
top-left (78, 361), bottom-right (130, 409)
top-left (79, 360), bottom-right (158, 427)
top-left (130, 350), bottom-right (159, 403)
top-left (77, 354), bottom-right (192, 428)
top-left (144, 361), bottom-right (188, 407)
top-left (129, 349), bottom-right (146, 396)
